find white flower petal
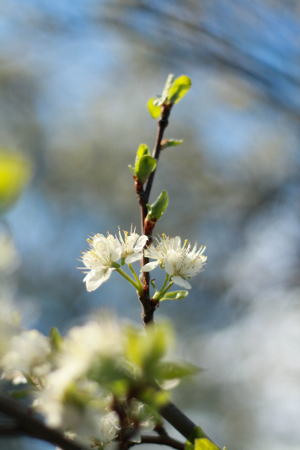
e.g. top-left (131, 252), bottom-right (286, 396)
top-left (141, 261), bottom-right (160, 272)
top-left (171, 276), bottom-right (192, 289)
top-left (125, 253), bottom-right (143, 264)
top-left (84, 269), bottom-right (114, 292)
top-left (134, 235), bottom-right (148, 252)
top-left (118, 227), bottom-right (147, 265)
top-left (79, 233), bottom-right (121, 291)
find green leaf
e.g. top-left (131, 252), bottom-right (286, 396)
top-left (0, 149), bottom-right (32, 213)
top-left (50, 327), bottom-right (63, 351)
top-left (135, 155), bottom-right (157, 184)
top-left (185, 427), bottom-right (221, 450)
top-left (168, 75), bottom-right (192, 104)
top-left (146, 190), bottom-right (168, 221)
top-left (136, 143), bottom-right (150, 163)
top-left (156, 361), bottom-right (200, 380)
top-left (138, 386), bottom-right (169, 411)
top-left (125, 323), bottom-right (174, 373)
top-left (147, 97), bottom-right (161, 119)
top-left (185, 427), bottom-right (207, 450)
top-left (160, 290), bottom-right (189, 301)
top-left (128, 164), bottom-right (136, 176)
top-left (195, 439), bottom-right (220, 450)
top-left (9, 389), bottom-right (30, 399)
top-left (160, 139), bottom-right (184, 151)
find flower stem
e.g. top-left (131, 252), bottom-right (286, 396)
top-left (154, 281), bottom-right (174, 301)
top-left (160, 274), bottom-right (170, 292)
top-left (116, 267), bottom-right (141, 291)
top-left (128, 264), bottom-right (141, 286)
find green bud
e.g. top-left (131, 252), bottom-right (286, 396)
top-left (128, 164), bottom-right (136, 176)
top-left (161, 74), bottom-right (175, 101)
top-left (147, 75), bottom-right (191, 118)
top-left (160, 139), bottom-right (184, 151)
top-left (129, 144), bottom-right (157, 184)
top-left (160, 290), bottom-right (189, 301)
top-left (147, 97), bottom-right (161, 119)
top-left (168, 75), bottom-right (192, 104)
top-left (136, 143), bottom-right (149, 163)
top-left (50, 327), bottom-right (63, 351)
top-left (135, 155), bottom-right (157, 184)
top-left (146, 190), bottom-right (168, 222)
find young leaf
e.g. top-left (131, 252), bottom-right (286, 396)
top-left (185, 427), bottom-right (221, 450)
top-left (160, 290), bottom-right (189, 301)
top-left (135, 155), bottom-right (157, 184)
top-left (50, 327), bottom-right (63, 351)
top-left (161, 74), bottom-right (175, 100)
top-left (160, 139), bottom-right (184, 151)
top-left (128, 164), bottom-right (136, 176)
top-left (156, 361), bottom-right (200, 380)
top-left (146, 190), bottom-right (168, 221)
top-left (185, 427), bottom-right (207, 450)
top-left (136, 143), bottom-right (150, 164)
top-left (195, 439), bottom-right (221, 450)
top-left (9, 389), bottom-right (30, 399)
top-left (168, 75), bottom-right (192, 104)
top-left (147, 98), bottom-right (161, 119)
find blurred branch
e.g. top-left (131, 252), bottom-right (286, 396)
top-left (129, 434), bottom-right (185, 450)
top-left (102, 0), bottom-right (300, 120)
top-left (0, 391), bottom-right (90, 450)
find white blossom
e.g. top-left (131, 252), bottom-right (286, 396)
top-left (34, 317), bottom-right (123, 434)
top-left (97, 411), bottom-right (120, 443)
top-left (1, 329), bottom-right (51, 381)
top-left (141, 234), bottom-right (182, 271)
top-left (164, 242), bottom-right (207, 289)
top-left (59, 317), bottom-right (123, 379)
top-left (36, 377), bottom-right (113, 438)
top-left (79, 234), bottom-right (122, 292)
top-left (118, 226), bottom-right (148, 264)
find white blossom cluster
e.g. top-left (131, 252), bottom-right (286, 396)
top-left (79, 227), bottom-right (207, 292)
top-left (79, 226), bottom-right (148, 292)
top-left (142, 234), bottom-right (207, 289)
top-left (0, 314), bottom-right (179, 448)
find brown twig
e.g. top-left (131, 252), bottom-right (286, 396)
top-left (128, 434), bottom-right (185, 450)
top-left (137, 104), bottom-right (172, 328)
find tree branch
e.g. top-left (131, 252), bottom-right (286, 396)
top-left (137, 104), bottom-right (172, 327)
top-left (159, 401), bottom-right (221, 449)
top-left (0, 391), bottom-right (90, 450)
top-left (128, 434), bottom-right (185, 450)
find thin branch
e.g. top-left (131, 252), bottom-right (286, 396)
top-left (0, 391), bottom-right (90, 450)
top-left (0, 423), bottom-right (23, 435)
top-left (128, 434), bottom-right (185, 450)
top-left (154, 423), bottom-right (168, 436)
top-left (159, 401), bottom-right (221, 449)
top-left (137, 104), bottom-right (172, 327)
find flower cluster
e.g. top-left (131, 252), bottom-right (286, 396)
top-left (143, 234), bottom-right (207, 289)
top-left (79, 226), bottom-right (148, 292)
top-left (79, 229), bottom-right (207, 294)
top-left (0, 313), bottom-right (195, 448)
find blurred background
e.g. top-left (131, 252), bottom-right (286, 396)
top-left (1, 1), bottom-right (300, 449)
